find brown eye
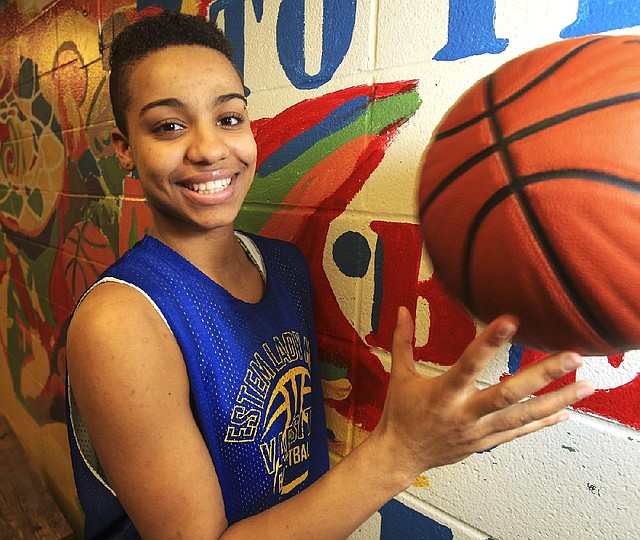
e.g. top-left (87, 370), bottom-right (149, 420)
top-left (156, 121), bottom-right (184, 132)
top-left (218, 113), bottom-right (243, 127)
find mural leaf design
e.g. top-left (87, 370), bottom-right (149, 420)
top-left (63, 220), bottom-right (114, 300)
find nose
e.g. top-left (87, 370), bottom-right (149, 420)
top-left (185, 123), bottom-right (228, 164)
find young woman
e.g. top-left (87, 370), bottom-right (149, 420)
top-left (66, 11), bottom-right (594, 539)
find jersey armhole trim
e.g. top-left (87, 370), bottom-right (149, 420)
top-left (234, 230), bottom-right (266, 282)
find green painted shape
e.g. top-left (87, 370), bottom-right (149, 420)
top-left (27, 187), bottom-right (43, 216)
top-left (96, 155), bottom-right (129, 257)
top-left (28, 214), bottom-right (58, 326)
top-left (99, 155), bottom-right (126, 198)
top-left (128, 205), bottom-right (139, 253)
top-left (6, 278), bottom-right (32, 407)
top-left (0, 189), bottom-right (28, 220)
top-left (3, 215), bottom-right (59, 412)
top-left (92, 198), bottom-right (121, 258)
top-left (0, 189), bottom-right (13, 213)
top-left (10, 191), bottom-right (23, 218)
top-left (0, 227), bottom-right (7, 261)
top-left (319, 361), bottom-right (348, 381)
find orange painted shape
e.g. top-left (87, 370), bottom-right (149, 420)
top-left (260, 134), bottom-right (378, 240)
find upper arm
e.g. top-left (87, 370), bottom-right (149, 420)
top-left (67, 282), bottom-right (228, 539)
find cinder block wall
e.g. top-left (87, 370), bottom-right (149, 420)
top-left (0, 1), bottom-right (638, 538)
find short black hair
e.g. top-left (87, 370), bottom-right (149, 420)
top-left (108, 11), bottom-right (237, 136)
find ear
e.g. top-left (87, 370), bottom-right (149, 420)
top-left (111, 127), bottom-right (135, 171)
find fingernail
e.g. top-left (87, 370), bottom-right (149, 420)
top-left (496, 321), bottom-right (517, 340)
top-left (558, 412), bottom-right (570, 422)
top-left (561, 353), bottom-right (583, 372)
top-left (576, 382), bottom-right (595, 399)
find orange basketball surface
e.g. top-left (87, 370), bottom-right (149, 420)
top-left (418, 35), bottom-right (640, 354)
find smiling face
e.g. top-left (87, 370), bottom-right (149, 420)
top-left (111, 45), bottom-right (257, 239)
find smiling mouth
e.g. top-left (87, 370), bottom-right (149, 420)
top-left (184, 177), bottom-right (232, 194)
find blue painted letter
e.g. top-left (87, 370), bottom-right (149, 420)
top-left (435, 0), bottom-right (508, 61)
top-left (561, 0), bottom-right (640, 37)
top-left (277, 0), bottom-right (356, 89)
top-left (208, 0), bottom-right (264, 82)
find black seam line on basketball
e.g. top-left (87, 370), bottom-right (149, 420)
top-left (418, 90), bottom-right (640, 220)
top-left (487, 72), bottom-right (620, 349)
top-left (460, 167), bottom-right (640, 300)
top-left (460, 73), bottom-right (513, 309)
top-left (461, 181), bottom-right (625, 351)
top-left (521, 169), bottom-right (640, 193)
top-left (434, 37), bottom-right (605, 141)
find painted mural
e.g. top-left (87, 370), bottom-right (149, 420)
top-left (1, 1), bottom-right (640, 536)
top-left (2, 0), bottom-right (639, 431)
top-left (0, 1), bottom-right (421, 437)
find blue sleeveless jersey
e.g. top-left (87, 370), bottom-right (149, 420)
top-left (67, 234), bottom-right (329, 538)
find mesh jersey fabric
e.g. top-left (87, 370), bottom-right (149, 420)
top-left (66, 233), bottom-right (330, 539)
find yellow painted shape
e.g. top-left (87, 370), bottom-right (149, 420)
top-left (321, 378), bottom-right (352, 401)
top-left (20, 334), bottom-right (50, 398)
top-left (412, 473), bottom-right (431, 488)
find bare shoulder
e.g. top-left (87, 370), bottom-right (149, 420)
top-left (67, 280), bottom-right (188, 419)
top-left (67, 283), bottom-right (227, 536)
top-left (67, 280), bottom-right (186, 401)
top-left (69, 281), bottom-right (170, 348)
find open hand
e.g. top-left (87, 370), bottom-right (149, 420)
top-left (374, 307), bottom-right (595, 482)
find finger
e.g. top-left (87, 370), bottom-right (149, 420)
top-left (474, 378), bottom-right (595, 436)
top-left (446, 315), bottom-right (518, 389)
top-left (390, 306), bottom-right (416, 376)
top-left (474, 409), bottom-right (571, 452)
top-left (471, 351), bottom-right (587, 417)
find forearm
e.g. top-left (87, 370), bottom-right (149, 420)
top-left (221, 310), bottom-right (596, 540)
top-left (223, 431), bottom-right (410, 540)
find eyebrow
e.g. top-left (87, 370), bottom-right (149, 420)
top-left (139, 93), bottom-right (248, 117)
top-left (217, 93), bottom-right (247, 106)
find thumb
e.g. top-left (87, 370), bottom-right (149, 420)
top-left (390, 306), bottom-right (416, 375)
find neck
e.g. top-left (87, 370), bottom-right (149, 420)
top-left (150, 222), bottom-right (239, 274)
top-left (148, 220), bottom-right (264, 304)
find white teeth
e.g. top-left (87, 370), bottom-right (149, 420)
top-left (188, 177), bottom-right (232, 194)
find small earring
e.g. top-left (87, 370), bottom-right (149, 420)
top-left (123, 162), bottom-right (137, 177)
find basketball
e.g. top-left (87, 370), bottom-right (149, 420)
top-left (418, 35), bottom-right (640, 355)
